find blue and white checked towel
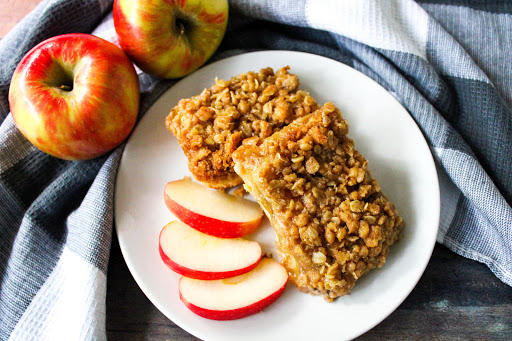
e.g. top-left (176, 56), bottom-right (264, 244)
top-left (1, 0), bottom-right (511, 339)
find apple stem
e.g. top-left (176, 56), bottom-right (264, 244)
top-left (178, 21), bottom-right (186, 36)
top-left (59, 84), bottom-right (72, 92)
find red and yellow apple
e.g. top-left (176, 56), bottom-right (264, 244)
top-left (8, 33), bottom-right (140, 160)
top-left (164, 177), bottom-right (264, 238)
top-left (113, 0), bottom-right (228, 79)
top-left (159, 220), bottom-right (262, 280)
top-left (179, 258), bottom-right (288, 320)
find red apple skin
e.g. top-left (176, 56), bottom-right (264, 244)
top-left (113, 0), bottom-right (228, 79)
top-left (164, 189), bottom-right (263, 238)
top-left (179, 278), bottom-right (287, 320)
top-left (158, 227), bottom-right (261, 280)
top-left (8, 33), bottom-right (140, 160)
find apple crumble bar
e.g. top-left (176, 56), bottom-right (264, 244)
top-left (165, 67), bottom-right (319, 189)
top-left (233, 103), bottom-right (404, 302)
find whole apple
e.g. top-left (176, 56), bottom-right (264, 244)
top-left (8, 33), bottom-right (140, 160)
top-left (113, 0), bottom-right (228, 79)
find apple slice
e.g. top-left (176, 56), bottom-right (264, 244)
top-left (159, 221), bottom-right (261, 280)
top-left (164, 177), bottom-right (264, 238)
top-left (179, 258), bottom-right (288, 320)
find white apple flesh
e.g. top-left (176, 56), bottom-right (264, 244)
top-left (159, 221), bottom-right (262, 280)
top-left (164, 177), bottom-right (264, 238)
top-left (179, 258), bottom-right (288, 320)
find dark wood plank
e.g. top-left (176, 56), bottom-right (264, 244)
top-left (0, 0), bottom-right (44, 38)
top-left (106, 233), bottom-right (512, 340)
top-left (359, 244), bottom-right (512, 340)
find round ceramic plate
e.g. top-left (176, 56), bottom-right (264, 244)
top-left (114, 51), bottom-right (440, 341)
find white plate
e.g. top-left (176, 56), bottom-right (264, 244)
top-left (114, 51), bottom-right (440, 341)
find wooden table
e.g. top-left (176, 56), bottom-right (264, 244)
top-left (106, 234), bottom-right (512, 340)
top-left (3, 2), bottom-right (512, 340)
top-left (0, 0), bottom-right (43, 38)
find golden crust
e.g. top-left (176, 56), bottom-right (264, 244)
top-left (233, 103), bottom-right (404, 301)
top-left (165, 67), bottom-right (319, 189)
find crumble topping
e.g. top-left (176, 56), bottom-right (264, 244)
top-left (165, 67), bottom-right (319, 189)
top-left (233, 103), bottom-right (404, 301)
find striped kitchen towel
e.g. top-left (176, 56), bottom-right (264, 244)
top-left (0, 0), bottom-right (510, 339)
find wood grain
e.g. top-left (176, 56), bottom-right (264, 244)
top-left (0, 0), bottom-right (44, 38)
top-left (106, 233), bottom-right (512, 340)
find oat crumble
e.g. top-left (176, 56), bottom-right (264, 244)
top-left (165, 67), bottom-right (319, 189)
top-left (233, 103), bottom-right (404, 302)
